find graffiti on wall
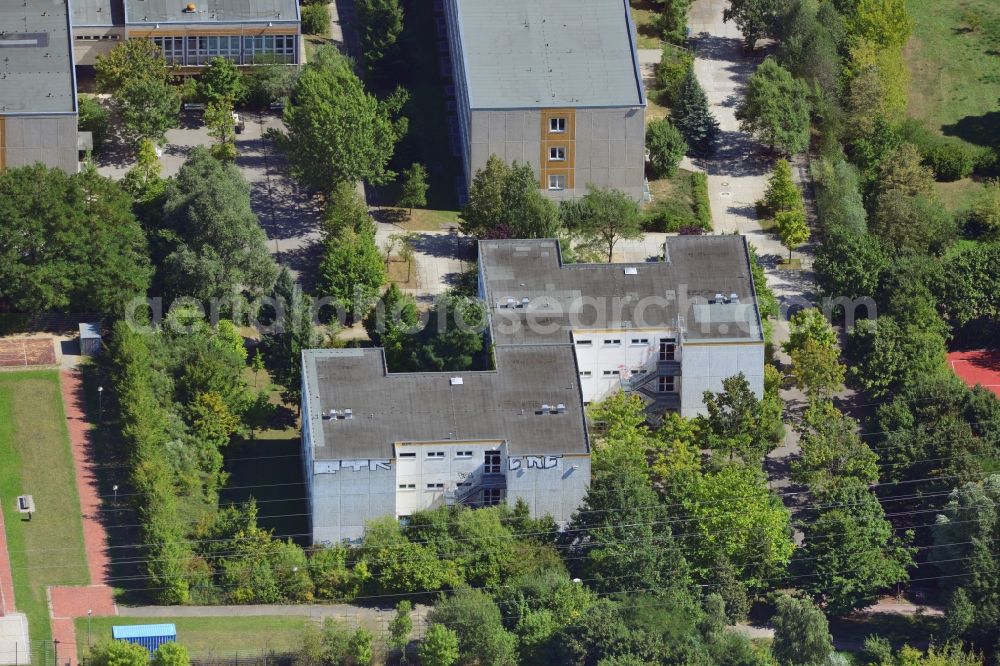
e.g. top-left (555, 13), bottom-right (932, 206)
top-left (314, 459), bottom-right (391, 474)
top-left (508, 455), bottom-right (562, 471)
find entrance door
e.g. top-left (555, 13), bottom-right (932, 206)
top-left (659, 339), bottom-right (676, 361)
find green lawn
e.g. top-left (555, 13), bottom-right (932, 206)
top-left (630, 0), bottom-right (663, 49)
top-left (905, 0), bottom-right (1000, 149)
top-left (76, 616), bottom-right (311, 658)
top-left (0, 371), bottom-right (89, 644)
top-left (905, 0), bottom-right (1000, 210)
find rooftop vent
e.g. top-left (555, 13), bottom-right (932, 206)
top-left (505, 297), bottom-right (516, 308)
top-left (714, 293), bottom-right (724, 304)
top-left (540, 403), bottom-right (551, 414)
top-left (521, 297), bottom-right (530, 308)
top-left (624, 267), bottom-right (638, 276)
top-left (556, 403), bottom-right (567, 414)
top-left (184, 3), bottom-right (197, 12)
top-left (450, 377), bottom-right (464, 386)
top-left (730, 293), bottom-right (739, 304)
top-left (343, 408), bottom-right (353, 420)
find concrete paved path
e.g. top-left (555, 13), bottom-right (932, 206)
top-left (0, 500), bottom-right (29, 666)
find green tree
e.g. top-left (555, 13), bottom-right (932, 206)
top-left (880, 143), bottom-right (935, 198)
top-left (161, 147), bottom-right (277, 299)
top-left (281, 46), bottom-right (399, 193)
top-left (699, 373), bottom-right (777, 461)
top-left (846, 316), bottom-right (948, 398)
top-left (355, 0), bottom-right (404, 66)
top-left (300, 2), bottom-right (331, 36)
top-left (0, 165), bottom-right (152, 313)
top-left (736, 58), bottom-right (811, 154)
top-left (935, 242), bottom-right (1000, 329)
top-left (204, 98), bottom-right (237, 162)
top-left (117, 75), bottom-right (182, 143)
top-left (776, 208), bottom-right (809, 262)
top-left (796, 481), bottom-right (913, 616)
top-left (792, 402), bottom-right (879, 492)
top-left (814, 230), bottom-right (889, 300)
top-left (870, 191), bottom-right (954, 256)
top-left (845, 0), bottom-right (912, 49)
top-left (678, 463), bottom-right (794, 589)
top-left (78, 96), bottom-right (109, 154)
top-left (569, 186), bottom-right (644, 262)
top-left (419, 625), bottom-right (460, 666)
top-left (672, 68), bottom-right (720, 155)
top-left (566, 467), bottom-right (690, 594)
top-left (349, 628), bottom-right (374, 666)
top-left (460, 155), bottom-right (560, 239)
top-left (645, 118), bottom-right (688, 179)
top-left (656, 46), bottom-right (694, 105)
top-left (968, 179), bottom-right (1000, 239)
top-left (771, 595), bottom-right (833, 666)
top-left (760, 159), bottom-right (803, 218)
top-left (260, 268), bottom-right (323, 404)
top-left (198, 57), bottom-right (248, 104)
top-left (95, 38), bottom-right (170, 92)
top-left (398, 163), bottom-right (429, 214)
top-left (426, 588), bottom-right (518, 666)
top-left (121, 138), bottom-right (165, 202)
top-left (361, 517), bottom-right (462, 594)
top-left (790, 338), bottom-right (846, 399)
top-left (318, 227), bottom-right (386, 323)
top-left (783, 308), bottom-right (837, 355)
top-left (389, 600), bottom-right (413, 658)
top-left (88, 640), bottom-right (150, 666)
top-left (151, 642), bottom-right (189, 666)
top-left (723, 0), bottom-right (782, 49)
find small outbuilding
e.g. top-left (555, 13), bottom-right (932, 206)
top-left (112, 624), bottom-right (177, 654)
top-left (79, 323), bottom-right (102, 357)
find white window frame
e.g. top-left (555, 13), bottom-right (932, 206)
top-left (398, 483), bottom-right (416, 490)
top-left (603, 370), bottom-right (621, 376)
top-left (631, 338), bottom-right (650, 345)
top-left (549, 117), bottom-right (566, 133)
top-left (580, 370), bottom-right (592, 377)
top-left (548, 174), bottom-right (566, 191)
top-left (549, 146), bottom-right (566, 161)
top-left (426, 451), bottom-right (445, 459)
top-left (398, 452), bottom-right (416, 458)
top-left (603, 339), bottom-right (622, 345)
top-left (455, 451), bottom-right (474, 459)
top-left (575, 339), bottom-right (592, 346)
top-left (426, 482), bottom-right (445, 490)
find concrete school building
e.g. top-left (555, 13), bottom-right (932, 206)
top-left (443, 0), bottom-right (647, 202)
top-left (300, 235), bottom-right (765, 545)
top-left (478, 235), bottom-right (766, 416)
top-left (0, 0), bottom-right (85, 172)
top-left (301, 345), bottom-right (591, 544)
top-left (70, 0), bottom-right (301, 69)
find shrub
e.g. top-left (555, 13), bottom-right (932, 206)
top-left (924, 141), bottom-right (977, 181)
top-left (656, 46), bottom-right (694, 106)
top-left (300, 3), bottom-right (331, 36)
top-left (642, 171), bottom-right (711, 232)
top-left (691, 171), bottom-right (711, 228)
top-left (646, 118), bottom-right (687, 178)
top-left (77, 96), bottom-right (108, 154)
top-left (967, 179), bottom-right (1000, 239)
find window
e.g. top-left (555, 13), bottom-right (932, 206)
top-left (549, 117), bottom-right (566, 133)
top-left (455, 451), bottom-right (474, 459)
top-left (548, 174), bottom-right (566, 191)
top-left (549, 146), bottom-right (566, 161)
top-left (603, 370), bottom-right (621, 376)
top-left (398, 483), bottom-right (416, 490)
top-left (483, 488), bottom-right (503, 507)
top-left (398, 452), bottom-right (416, 458)
top-left (575, 339), bottom-right (592, 346)
top-left (485, 450), bottom-right (501, 474)
top-left (631, 338), bottom-right (650, 345)
top-left (658, 376), bottom-right (676, 392)
top-left (659, 340), bottom-right (676, 361)
top-left (580, 370), bottom-right (592, 377)
top-left (426, 483), bottom-right (445, 490)
top-left (603, 339), bottom-right (621, 345)
top-left (427, 451), bottom-right (445, 459)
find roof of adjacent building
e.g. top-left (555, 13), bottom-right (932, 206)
top-left (0, 0), bottom-right (76, 115)
top-left (479, 236), bottom-right (764, 345)
top-left (303, 346), bottom-right (589, 460)
top-left (123, 0), bottom-right (298, 24)
top-left (72, 0), bottom-right (124, 26)
top-left (451, 0), bottom-right (644, 109)
top-left (112, 625), bottom-right (177, 640)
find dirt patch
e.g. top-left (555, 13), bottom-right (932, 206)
top-left (0, 338), bottom-right (57, 368)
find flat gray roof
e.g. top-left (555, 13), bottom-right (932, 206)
top-left (304, 346), bottom-right (589, 460)
top-left (0, 0), bottom-right (76, 115)
top-left (452, 0), bottom-right (644, 109)
top-left (123, 0), bottom-right (298, 24)
top-left (72, 0), bottom-right (124, 26)
top-left (479, 236), bottom-right (763, 345)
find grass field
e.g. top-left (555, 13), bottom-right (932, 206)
top-left (905, 0), bottom-right (1000, 211)
top-left (76, 616), bottom-right (311, 658)
top-left (630, 0), bottom-right (663, 49)
top-left (0, 371), bottom-right (89, 644)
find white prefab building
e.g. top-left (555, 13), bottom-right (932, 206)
top-left (477, 236), bottom-right (766, 418)
top-left (301, 346), bottom-right (591, 545)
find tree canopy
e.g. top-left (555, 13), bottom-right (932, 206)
top-left (460, 155), bottom-right (560, 239)
top-left (736, 58), bottom-right (811, 155)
